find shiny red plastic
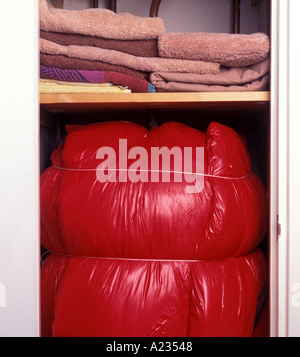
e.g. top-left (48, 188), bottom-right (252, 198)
top-left (41, 250), bottom-right (266, 337)
top-left (40, 121), bottom-right (268, 336)
top-left (41, 121), bottom-right (267, 260)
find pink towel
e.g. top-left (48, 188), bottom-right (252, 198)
top-left (158, 32), bottom-right (270, 67)
top-left (40, 0), bottom-right (165, 40)
top-left (40, 53), bottom-right (150, 81)
top-left (40, 30), bottom-right (159, 58)
top-left (150, 58), bottom-right (270, 92)
top-left (40, 38), bottom-right (220, 75)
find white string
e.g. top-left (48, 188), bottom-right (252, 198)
top-left (52, 166), bottom-right (251, 180)
top-left (46, 251), bottom-right (211, 263)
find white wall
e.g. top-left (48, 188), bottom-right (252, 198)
top-left (0, 1), bottom-right (40, 336)
top-left (63, 0), bottom-right (263, 34)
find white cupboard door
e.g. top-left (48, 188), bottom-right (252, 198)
top-left (271, 0), bottom-right (300, 337)
top-left (0, 0), bottom-right (40, 337)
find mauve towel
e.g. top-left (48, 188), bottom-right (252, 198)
top-left (40, 30), bottom-right (159, 58)
top-left (40, 38), bottom-right (220, 75)
top-left (40, 53), bottom-right (149, 81)
top-left (150, 58), bottom-right (270, 92)
top-left (40, 0), bottom-right (165, 40)
top-left (158, 32), bottom-right (270, 67)
top-left (40, 66), bottom-right (156, 93)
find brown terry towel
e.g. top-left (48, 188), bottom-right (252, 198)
top-left (158, 32), bottom-right (270, 67)
top-left (40, 30), bottom-right (159, 58)
top-left (150, 58), bottom-right (270, 92)
top-left (40, 38), bottom-right (220, 75)
top-left (40, 53), bottom-right (150, 81)
top-left (40, 0), bottom-right (165, 40)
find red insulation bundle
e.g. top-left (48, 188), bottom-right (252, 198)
top-left (40, 121), bottom-right (268, 337)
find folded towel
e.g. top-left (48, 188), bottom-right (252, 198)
top-left (40, 80), bottom-right (131, 94)
top-left (150, 58), bottom-right (270, 92)
top-left (40, 0), bottom-right (165, 40)
top-left (40, 38), bottom-right (220, 74)
top-left (40, 78), bottom-right (114, 87)
top-left (158, 32), bottom-right (270, 67)
top-left (40, 30), bottom-right (159, 58)
top-left (40, 66), bottom-right (156, 93)
top-left (40, 53), bottom-right (150, 81)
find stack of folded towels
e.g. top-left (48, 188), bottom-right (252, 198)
top-left (39, 0), bottom-right (270, 94)
top-left (152, 32), bottom-right (270, 92)
top-left (39, 0), bottom-right (166, 93)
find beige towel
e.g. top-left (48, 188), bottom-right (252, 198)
top-left (40, 38), bottom-right (220, 75)
top-left (150, 58), bottom-right (270, 92)
top-left (40, 81), bottom-right (131, 94)
top-left (40, 0), bottom-right (165, 40)
top-left (158, 32), bottom-right (270, 67)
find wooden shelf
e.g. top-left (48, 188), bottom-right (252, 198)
top-left (40, 91), bottom-right (270, 112)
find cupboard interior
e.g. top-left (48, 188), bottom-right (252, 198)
top-left (40, 99), bottom-right (271, 333)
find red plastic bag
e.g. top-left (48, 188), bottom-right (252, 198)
top-left (41, 249), bottom-right (266, 337)
top-left (41, 121), bottom-right (267, 260)
top-left (40, 121), bottom-right (268, 336)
